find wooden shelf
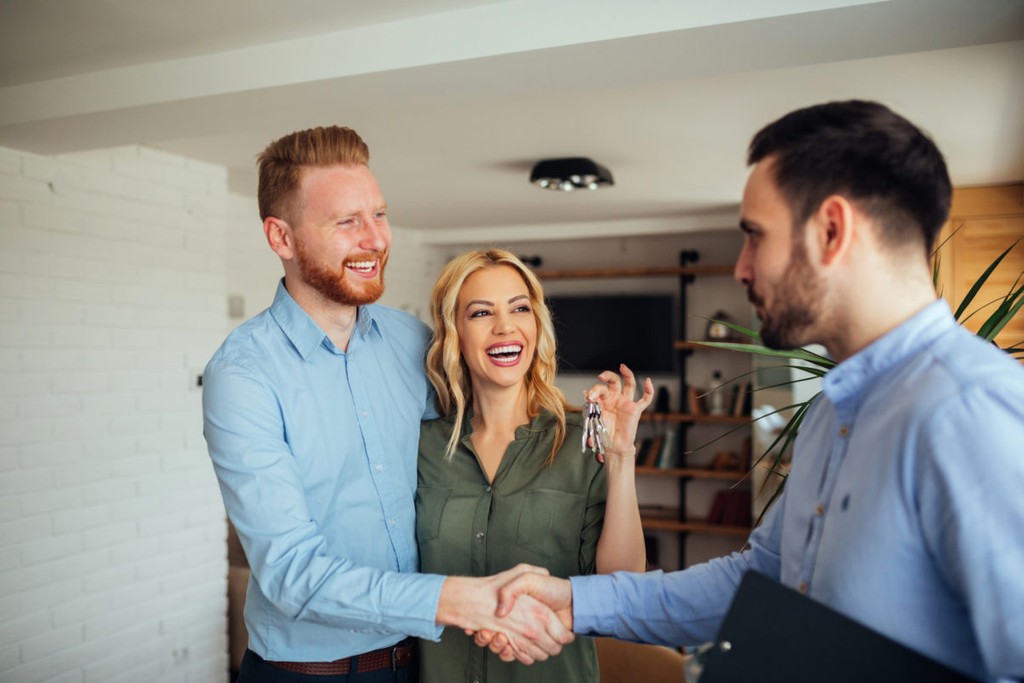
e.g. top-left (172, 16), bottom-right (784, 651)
top-left (641, 412), bottom-right (750, 425)
top-left (636, 466), bottom-right (749, 481)
top-left (641, 516), bottom-right (752, 537)
top-left (674, 340), bottom-right (758, 351)
top-left (544, 252), bottom-right (752, 568)
top-left (535, 264), bottom-right (734, 280)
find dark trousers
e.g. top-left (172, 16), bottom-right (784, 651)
top-left (237, 649), bottom-right (418, 683)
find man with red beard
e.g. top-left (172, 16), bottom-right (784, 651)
top-left (485, 101), bottom-right (1024, 682)
top-left (203, 127), bottom-right (571, 683)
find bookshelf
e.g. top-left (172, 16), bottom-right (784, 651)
top-left (537, 248), bottom-right (754, 569)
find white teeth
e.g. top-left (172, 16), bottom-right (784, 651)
top-left (487, 344), bottom-right (523, 357)
top-left (346, 260), bottom-right (376, 270)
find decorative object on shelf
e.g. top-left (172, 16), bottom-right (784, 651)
top-left (518, 254), bottom-right (543, 268)
top-left (530, 157), bottom-right (614, 192)
top-left (686, 385), bottom-right (704, 415)
top-left (710, 450), bottom-right (739, 471)
top-left (707, 370), bottom-right (728, 415)
top-left (705, 310), bottom-right (738, 341)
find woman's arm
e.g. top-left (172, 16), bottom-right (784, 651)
top-left (588, 364), bottom-right (653, 573)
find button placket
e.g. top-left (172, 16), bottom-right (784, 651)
top-left (800, 412), bottom-right (853, 592)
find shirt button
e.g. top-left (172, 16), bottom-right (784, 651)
top-left (838, 425), bottom-right (849, 437)
top-left (389, 518), bottom-right (397, 526)
top-left (798, 582), bottom-right (808, 594)
top-left (475, 531), bottom-right (485, 540)
top-left (362, 410), bottom-right (368, 417)
top-left (375, 464), bottom-right (383, 472)
top-left (815, 504), bottom-right (825, 516)
top-left (485, 485), bottom-right (493, 493)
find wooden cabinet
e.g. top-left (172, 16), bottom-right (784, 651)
top-left (537, 248), bottom-right (754, 569)
top-left (935, 183), bottom-right (1024, 353)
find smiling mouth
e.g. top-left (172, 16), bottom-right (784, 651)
top-left (486, 343), bottom-right (524, 366)
top-left (345, 259), bottom-right (378, 277)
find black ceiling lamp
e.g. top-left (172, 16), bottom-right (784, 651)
top-left (529, 157), bottom-right (614, 192)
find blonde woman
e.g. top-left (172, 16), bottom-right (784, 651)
top-left (416, 249), bottom-right (652, 682)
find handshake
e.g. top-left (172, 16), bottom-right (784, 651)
top-left (438, 564), bottom-right (575, 665)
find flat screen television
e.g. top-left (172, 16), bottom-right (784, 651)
top-left (546, 294), bottom-right (676, 374)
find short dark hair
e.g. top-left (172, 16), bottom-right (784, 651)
top-left (747, 100), bottom-right (951, 255)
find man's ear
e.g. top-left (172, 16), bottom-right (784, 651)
top-left (812, 195), bottom-right (855, 267)
top-left (264, 217), bottom-right (295, 260)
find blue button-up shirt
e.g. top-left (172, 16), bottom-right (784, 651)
top-left (573, 301), bottom-right (1024, 682)
top-left (203, 281), bottom-right (444, 662)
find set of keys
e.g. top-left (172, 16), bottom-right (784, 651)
top-left (582, 400), bottom-right (609, 462)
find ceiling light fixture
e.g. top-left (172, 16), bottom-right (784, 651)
top-left (529, 157), bottom-right (614, 192)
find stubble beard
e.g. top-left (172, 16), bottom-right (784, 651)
top-left (749, 240), bottom-right (824, 350)
top-left (295, 242), bottom-right (388, 307)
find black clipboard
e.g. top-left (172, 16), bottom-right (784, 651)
top-left (699, 571), bottom-right (978, 683)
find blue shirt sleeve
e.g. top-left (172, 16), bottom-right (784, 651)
top-left (571, 491), bottom-right (784, 646)
top-left (203, 356), bottom-right (446, 640)
top-left (915, 379), bottom-right (1024, 679)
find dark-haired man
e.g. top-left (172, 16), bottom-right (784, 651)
top-left (203, 126), bottom-right (570, 682)
top-left (488, 101), bottom-right (1024, 682)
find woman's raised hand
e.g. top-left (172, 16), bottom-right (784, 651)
top-left (583, 364), bottom-right (654, 463)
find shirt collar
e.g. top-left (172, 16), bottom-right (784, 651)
top-left (458, 407), bottom-right (558, 438)
top-left (823, 299), bottom-right (955, 408)
top-left (268, 279), bottom-right (380, 360)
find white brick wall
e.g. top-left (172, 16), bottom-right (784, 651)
top-left (224, 194), bottom-right (278, 330)
top-left (0, 145), bottom-right (229, 682)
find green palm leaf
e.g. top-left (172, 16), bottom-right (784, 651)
top-left (690, 236), bottom-right (1022, 527)
top-left (953, 240), bottom-right (1020, 321)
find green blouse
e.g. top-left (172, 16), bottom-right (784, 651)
top-left (417, 410), bottom-right (607, 683)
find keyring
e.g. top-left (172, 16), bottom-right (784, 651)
top-left (582, 400), bottom-right (608, 461)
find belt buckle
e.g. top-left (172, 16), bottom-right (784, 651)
top-left (390, 643), bottom-right (399, 671)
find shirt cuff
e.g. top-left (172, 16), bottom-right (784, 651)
top-left (381, 572), bottom-right (446, 641)
top-left (571, 574), bottom-right (617, 637)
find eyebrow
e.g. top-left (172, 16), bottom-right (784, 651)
top-left (463, 294), bottom-right (530, 310)
top-left (327, 203), bottom-right (388, 223)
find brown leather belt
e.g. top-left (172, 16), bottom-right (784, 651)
top-left (267, 638), bottom-right (416, 675)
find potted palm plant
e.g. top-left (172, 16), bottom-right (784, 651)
top-left (694, 237), bottom-right (1023, 518)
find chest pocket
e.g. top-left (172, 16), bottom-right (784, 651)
top-left (516, 489), bottom-right (584, 558)
top-left (415, 486), bottom-right (452, 542)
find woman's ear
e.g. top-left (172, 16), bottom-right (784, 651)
top-left (812, 195), bottom-right (855, 267)
top-left (264, 217), bottom-right (295, 260)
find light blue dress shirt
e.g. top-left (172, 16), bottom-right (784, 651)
top-left (572, 301), bottom-right (1024, 682)
top-left (203, 280), bottom-right (445, 662)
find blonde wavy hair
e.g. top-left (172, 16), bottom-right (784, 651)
top-left (427, 249), bottom-right (569, 463)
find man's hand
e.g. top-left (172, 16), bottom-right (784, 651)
top-left (436, 564), bottom-right (574, 664)
top-left (475, 572), bottom-right (574, 662)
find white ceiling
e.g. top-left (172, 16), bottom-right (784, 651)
top-left (1, 0), bottom-right (1023, 240)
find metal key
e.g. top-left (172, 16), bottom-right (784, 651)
top-left (583, 400), bottom-right (609, 462)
